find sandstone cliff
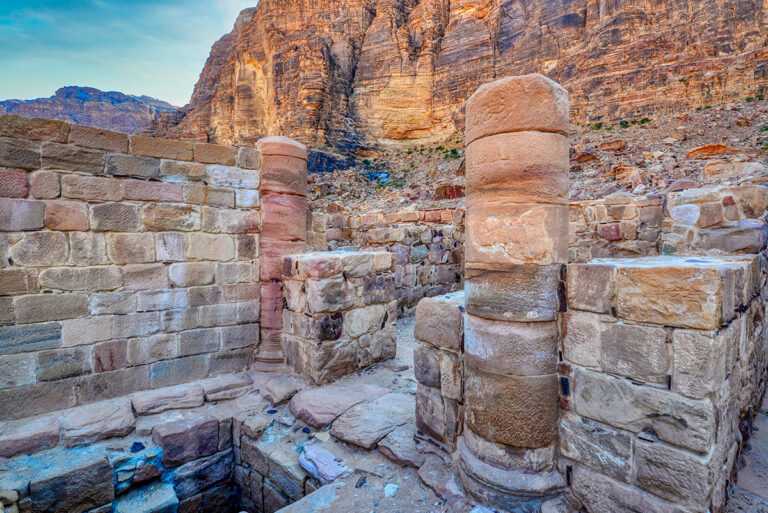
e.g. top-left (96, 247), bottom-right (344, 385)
top-left (153, 0), bottom-right (768, 152)
top-left (0, 87), bottom-right (176, 135)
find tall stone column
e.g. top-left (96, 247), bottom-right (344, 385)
top-left (255, 136), bottom-right (308, 371)
top-left (459, 74), bottom-right (570, 510)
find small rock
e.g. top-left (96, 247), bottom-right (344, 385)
top-left (261, 373), bottom-right (308, 406)
top-left (299, 445), bottom-right (348, 484)
top-left (61, 399), bottom-right (135, 447)
top-left (289, 383), bottom-right (390, 428)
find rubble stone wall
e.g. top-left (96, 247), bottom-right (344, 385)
top-left (0, 115), bottom-right (264, 421)
top-left (561, 255), bottom-right (768, 513)
top-left (309, 209), bottom-right (464, 315)
top-left (281, 251), bottom-right (397, 385)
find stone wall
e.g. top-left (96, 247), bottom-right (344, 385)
top-left (561, 255), bottom-right (768, 513)
top-left (0, 115), bottom-right (264, 421)
top-left (309, 209), bottom-right (464, 315)
top-left (281, 251), bottom-right (397, 384)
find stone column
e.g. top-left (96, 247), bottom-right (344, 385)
top-left (459, 74), bottom-right (570, 510)
top-left (254, 136), bottom-right (308, 371)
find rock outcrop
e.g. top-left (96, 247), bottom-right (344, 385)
top-left (0, 87), bottom-right (176, 134)
top-left (151, 0), bottom-right (768, 152)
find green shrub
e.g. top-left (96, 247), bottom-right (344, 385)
top-left (592, 122), bottom-right (603, 130)
top-left (619, 120), bottom-right (630, 129)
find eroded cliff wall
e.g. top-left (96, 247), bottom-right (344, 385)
top-left (153, 0), bottom-right (768, 151)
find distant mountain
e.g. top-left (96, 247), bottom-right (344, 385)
top-left (0, 86), bottom-right (177, 134)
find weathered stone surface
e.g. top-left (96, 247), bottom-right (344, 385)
top-left (261, 373), bottom-right (307, 405)
top-left (29, 457), bottom-right (114, 513)
top-left (415, 384), bottom-right (459, 444)
top-left (60, 398), bottom-right (135, 446)
top-left (39, 266), bottom-right (122, 292)
top-left (559, 411), bottom-right (632, 483)
top-left (464, 315), bottom-right (557, 376)
top-left (696, 220), bottom-right (768, 254)
top-left (634, 440), bottom-right (711, 510)
top-left (461, 426), bottom-right (556, 474)
top-left (42, 142), bottom-right (105, 173)
top-left (107, 154), bottom-right (159, 177)
top-left (414, 291), bottom-right (464, 351)
top-left (465, 266), bottom-right (561, 322)
top-left (169, 262), bottom-right (215, 287)
top-left (45, 200), bottom-right (87, 231)
top-left (378, 423), bottom-right (428, 468)
top-left (464, 365), bottom-right (558, 448)
top-left (413, 342), bottom-right (440, 388)
top-left (132, 384), bottom-right (205, 415)
top-left (562, 311), bottom-right (603, 369)
top-left (0, 136), bottom-right (40, 169)
top-left (566, 263), bottom-right (616, 314)
top-left (171, 450), bottom-right (233, 500)
top-left (0, 198), bottom-right (44, 231)
top-left (29, 170), bottom-right (60, 198)
top-left (0, 322), bottom-right (60, 355)
top-left (10, 231), bottom-right (68, 266)
top-left (142, 204), bottom-right (201, 232)
top-left (36, 346), bottom-right (91, 381)
top-left (152, 415), bottom-right (219, 467)
top-left (298, 444), bottom-right (347, 485)
top-left (201, 373), bottom-right (252, 401)
top-left (288, 383), bottom-right (389, 428)
top-left (14, 294), bottom-right (89, 323)
top-left (0, 414), bottom-right (59, 457)
top-left (114, 482), bottom-right (179, 513)
top-left (75, 366), bottom-right (149, 404)
top-left (330, 393), bottom-right (414, 449)
top-left (149, 355), bottom-right (209, 388)
top-left (671, 325), bottom-right (731, 399)
top-left (0, 353), bottom-right (35, 389)
top-left (572, 367), bottom-right (715, 453)
top-left (600, 322), bottom-right (670, 384)
top-left (0, 168), bottom-right (29, 197)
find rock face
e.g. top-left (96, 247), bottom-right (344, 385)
top-left (0, 87), bottom-right (176, 134)
top-left (152, 0), bottom-right (768, 152)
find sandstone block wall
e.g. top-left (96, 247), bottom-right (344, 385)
top-left (413, 291), bottom-right (464, 449)
top-left (309, 208), bottom-right (464, 315)
top-left (281, 251), bottom-right (397, 384)
top-left (562, 255), bottom-right (768, 513)
top-left (0, 115), bottom-right (264, 421)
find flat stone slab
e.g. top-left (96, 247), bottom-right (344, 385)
top-left (330, 393), bottom-right (415, 449)
top-left (289, 383), bottom-right (391, 428)
top-left (201, 373), bottom-right (252, 401)
top-left (29, 456), bottom-right (114, 513)
top-left (299, 444), bottom-right (348, 484)
top-left (262, 373), bottom-right (308, 406)
top-left (114, 481), bottom-right (178, 513)
top-left (61, 399), bottom-right (135, 447)
top-left (377, 424), bottom-right (427, 469)
top-left (0, 414), bottom-right (59, 457)
top-left (131, 384), bottom-right (204, 415)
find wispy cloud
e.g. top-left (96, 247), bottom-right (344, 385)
top-left (0, 0), bottom-right (257, 106)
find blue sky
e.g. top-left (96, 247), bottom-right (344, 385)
top-left (0, 0), bottom-right (256, 106)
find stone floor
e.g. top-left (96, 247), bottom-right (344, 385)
top-left (727, 402), bottom-right (768, 513)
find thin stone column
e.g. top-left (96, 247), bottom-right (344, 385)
top-left (459, 74), bottom-right (570, 510)
top-left (254, 136), bottom-right (308, 371)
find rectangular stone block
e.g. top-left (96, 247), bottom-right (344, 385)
top-left (152, 415), bottom-right (219, 467)
top-left (0, 379), bottom-right (76, 420)
top-left (235, 189), bottom-right (260, 208)
top-left (75, 366), bottom-right (149, 404)
top-left (198, 303), bottom-right (239, 327)
top-left (90, 291), bottom-right (137, 315)
top-left (161, 159), bottom-right (206, 180)
top-left (0, 268), bottom-right (39, 295)
top-left (415, 383), bottom-right (459, 444)
top-left (45, 199), bottom-right (88, 231)
top-left (61, 174), bottom-right (122, 201)
top-left (172, 450), bottom-right (233, 500)
top-left (141, 203), bottom-right (201, 232)
top-left (42, 142), bottom-right (105, 173)
top-left (0, 167), bottom-right (29, 197)
top-left (128, 334), bottom-right (177, 365)
top-left (209, 348), bottom-right (254, 375)
top-left (106, 153), bottom-right (159, 177)
top-left (124, 180), bottom-right (183, 202)
top-left (29, 457), bottom-right (114, 513)
top-left (601, 322), bottom-right (670, 384)
top-left (40, 266), bottom-right (122, 292)
top-left (184, 183), bottom-right (235, 207)
top-left (14, 294), bottom-right (89, 323)
top-left (236, 146), bottom-right (261, 170)
top-left (0, 413), bottom-right (60, 457)
top-left (0, 353), bottom-right (36, 389)
top-left (106, 232), bottom-right (154, 263)
top-left (0, 197), bottom-right (45, 231)
top-left (123, 263), bottom-right (169, 290)
top-left (93, 339), bottom-right (127, 373)
top-left (562, 311), bottom-right (603, 369)
top-left (466, 266), bottom-right (561, 322)
top-left (206, 164), bottom-right (260, 188)
top-left (194, 143), bottom-right (235, 165)
top-left (60, 398), bottom-right (135, 446)
top-left (260, 193), bottom-right (307, 241)
top-left (10, 231), bottom-right (68, 266)
top-left (69, 124), bottom-right (128, 152)
top-left (37, 346), bottom-right (92, 381)
top-left (179, 328), bottom-right (220, 356)
top-left (157, 232), bottom-right (187, 261)
top-left (566, 263), bottom-right (616, 314)
top-left (187, 233), bottom-right (235, 261)
top-left (137, 288), bottom-right (188, 312)
top-left (672, 324), bottom-right (731, 399)
top-left (111, 311), bottom-right (161, 338)
top-left (0, 136), bottom-right (41, 170)
top-left (69, 232), bottom-right (109, 265)
top-left (572, 367), bottom-right (715, 453)
top-left (220, 323), bottom-right (259, 350)
top-left (0, 114), bottom-right (69, 142)
top-left (130, 135), bottom-right (193, 161)
top-left (150, 354), bottom-right (209, 388)
top-left (29, 170), bottom-right (60, 198)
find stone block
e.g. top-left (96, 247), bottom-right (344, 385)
top-left (0, 115), bottom-right (69, 142)
top-left (260, 150), bottom-right (307, 195)
top-left (111, 311), bottom-right (160, 339)
top-left (75, 366), bottom-right (149, 404)
top-left (204, 207), bottom-right (260, 234)
top-left (42, 142), bottom-right (105, 173)
top-left (414, 342), bottom-right (441, 388)
top-left (206, 164), bottom-right (260, 189)
top-left (45, 200), bottom-right (87, 231)
top-left (261, 193), bottom-right (307, 241)
top-left (216, 262), bottom-right (254, 284)
top-left (219, 323), bottom-right (258, 350)
top-left (0, 168), bottom-right (28, 197)
top-left (209, 348), bottom-right (254, 375)
top-left (572, 367), bottom-right (715, 453)
top-left (90, 291), bottom-right (136, 315)
top-left (362, 275), bottom-right (396, 305)
top-left (40, 266), bottom-right (122, 291)
top-left (14, 294), bottom-right (88, 323)
top-left (415, 384), bottom-right (459, 444)
top-left (198, 302), bottom-right (239, 327)
top-left (124, 180), bottom-right (183, 202)
top-left (93, 339), bottom-right (127, 372)
top-left (0, 322), bottom-right (61, 354)
top-left (61, 174), bottom-right (122, 201)
top-left (0, 414), bottom-right (59, 457)
top-left (559, 411), bottom-right (632, 482)
top-left (28, 170), bottom-right (60, 199)
top-left (600, 322), bottom-right (670, 384)
top-left (132, 384), bottom-right (204, 415)
top-left (128, 334), bottom-right (176, 365)
top-left (672, 324), bottom-right (731, 399)
top-left (288, 383), bottom-right (389, 428)
top-left (106, 154), bottom-right (159, 178)
top-left (171, 450), bottom-right (233, 500)
top-left (466, 203), bottom-right (567, 267)
top-left (566, 263), bottom-right (616, 314)
top-left (461, 425), bottom-right (557, 474)
top-left (236, 146), bottom-right (261, 170)
top-left (179, 328), bottom-right (220, 356)
top-left (294, 253), bottom-right (342, 278)
top-left (465, 73), bottom-right (569, 143)
top-left (0, 268), bottom-right (38, 295)
top-left (124, 263), bottom-right (169, 290)
top-left (0, 379), bottom-right (76, 420)
top-left (69, 124), bottom-right (128, 152)
top-left (235, 188), bottom-right (260, 208)
top-left (36, 346), bottom-right (91, 381)
top-left (330, 393), bottom-right (413, 449)
top-left (0, 198), bottom-right (45, 231)
top-left (466, 131), bottom-right (569, 204)
top-left (616, 261), bottom-right (724, 329)
top-left (29, 457), bottom-right (114, 513)
top-left (464, 365), bottom-right (558, 448)
top-left (114, 482), bottom-right (179, 513)
top-left (343, 304), bottom-right (386, 339)
top-left (0, 353), bottom-right (35, 389)
top-left (68, 232), bottom-right (109, 265)
top-left (11, 231), bottom-right (68, 266)
top-left (696, 220), bottom-right (768, 254)
top-left (193, 143), bottom-right (235, 165)
top-left (414, 293), bottom-right (465, 351)
top-left (561, 311), bottom-right (604, 369)
top-left (129, 136), bottom-right (192, 161)
top-left (306, 276), bottom-right (353, 313)
top-left (142, 204), bottom-right (201, 231)
top-left (106, 232), bottom-right (154, 263)
top-left (60, 398), bottom-right (135, 446)
top-left (201, 373), bottom-right (252, 401)
top-left (150, 355), bottom-right (209, 388)
top-left (261, 373), bottom-right (307, 405)
top-left (137, 288), bottom-right (188, 312)
top-left (236, 234), bottom-right (259, 260)
top-left (168, 262), bottom-right (215, 287)
top-left (464, 315), bottom-right (557, 376)
top-left (187, 233), bottom-right (235, 261)
top-left (0, 136), bottom-right (40, 170)
top-left (466, 266), bottom-right (561, 322)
